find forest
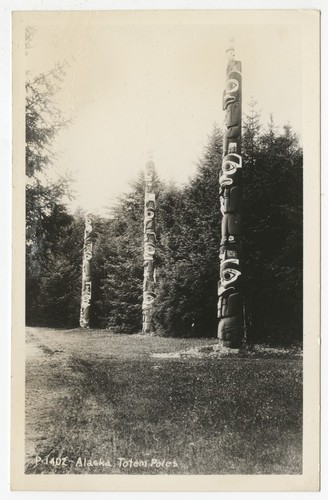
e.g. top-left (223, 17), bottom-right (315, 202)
top-left (26, 66), bottom-right (303, 345)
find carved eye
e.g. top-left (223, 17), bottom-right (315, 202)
top-left (145, 244), bottom-right (155, 255)
top-left (222, 161), bottom-right (237, 174)
top-left (82, 290), bottom-right (91, 302)
top-left (226, 79), bottom-right (239, 93)
top-left (146, 210), bottom-right (154, 219)
top-left (143, 295), bottom-right (155, 305)
top-left (85, 250), bottom-right (92, 261)
top-left (222, 268), bottom-right (241, 284)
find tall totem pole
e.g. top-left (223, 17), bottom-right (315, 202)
top-left (142, 159), bottom-right (157, 333)
top-left (217, 40), bottom-right (244, 348)
top-left (80, 214), bottom-right (93, 328)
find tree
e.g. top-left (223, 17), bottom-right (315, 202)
top-left (30, 213), bottom-right (85, 327)
top-left (242, 98), bottom-right (261, 167)
top-left (154, 125), bottom-right (224, 337)
top-left (92, 172), bottom-right (163, 332)
top-left (26, 64), bottom-right (71, 251)
top-left (154, 115), bottom-right (303, 342)
top-left (25, 38), bottom-right (73, 325)
top-left (24, 78), bottom-right (303, 344)
top-left (242, 110), bottom-right (303, 343)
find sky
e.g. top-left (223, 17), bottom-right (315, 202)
top-left (25, 11), bottom-right (303, 214)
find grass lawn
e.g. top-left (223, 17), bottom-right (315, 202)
top-left (25, 327), bottom-right (302, 475)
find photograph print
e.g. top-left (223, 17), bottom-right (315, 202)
top-left (11, 9), bottom-right (320, 492)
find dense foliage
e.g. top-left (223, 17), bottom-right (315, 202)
top-left (242, 108), bottom-right (303, 342)
top-left (25, 60), bottom-right (77, 326)
top-left (26, 91), bottom-right (303, 342)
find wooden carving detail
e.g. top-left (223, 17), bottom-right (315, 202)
top-left (80, 214), bottom-right (93, 328)
top-left (218, 42), bottom-right (244, 348)
top-left (142, 160), bottom-right (156, 333)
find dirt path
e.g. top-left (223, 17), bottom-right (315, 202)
top-left (25, 329), bottom-right (80, 462)
top-left (26, 327), bottom-right (220, 360)
top-left (25, 327), bottom-right (220, 469)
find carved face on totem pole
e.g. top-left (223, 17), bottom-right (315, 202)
top-left (219, 244), bottom-right (239, 263)
top-left (142, 292), bottom-right (156, 309)
top-left (142, 160), bottom-right (157, 333)
top-left (145, 160), bottom-right (155, 192)
top-left (85, 215), bottom-right (92, 232)
top-left (84, 243), bottom-right (93, 261)
top-left (220, 260), bottom-right (241, 288)
top-left (222, 63), bottom-right (242, 158)
top-left (217, 258), bottom-right (243, 341)
top-left (223, 71), bottom-right (241, 108)
top-left (219, 153), bottom-right (242, 187)
top-left (144, 231), bottom-right (156, 244)
top-left (83, 261), bottom-right (91, 282)
top-left (144, 243), bottom-right (155, 261)
top-left (223, 138), bottom-right (240, 156)
top-left (80, 214), bottom-right (93, 328)
top-left (144, 206), bottom-right (155, 232)
top-left (218, 56), bottom-right (243, 347)
top-left (80, 281), bottom-right (92, 327)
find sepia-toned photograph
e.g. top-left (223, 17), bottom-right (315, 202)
top-left (10, 8), bottom-right (320, 492)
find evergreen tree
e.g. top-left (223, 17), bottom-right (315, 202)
top-left (33, 213), bottom-right (85, 327)
top-left (154, 125), bottom-right (224, 336)
top-left (25, 86), bottom-right (303, 344)
top-left (92, 172), bottom-right (163, 332)
top-left (242, 111), bottom-right (303, 343)
top-left (242, 98), bottom-right (261, 167)
top-left (25, 34), bottom-right (73, 325)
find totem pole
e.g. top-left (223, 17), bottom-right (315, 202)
top-left (80, 214), bottom-right (93, 328)
top-left (217, 40), bottom-right (244, 348)
top-left (142, 159), bottom-right (157, 333)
